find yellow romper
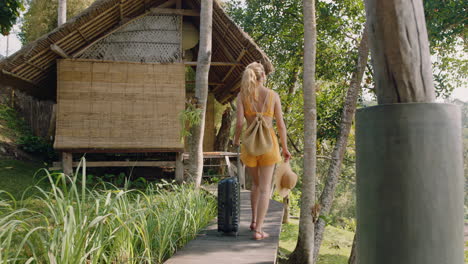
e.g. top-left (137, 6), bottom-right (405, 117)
top-left (240, 90), bottom-right (282, 167)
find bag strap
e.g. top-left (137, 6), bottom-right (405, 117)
top-left (249, 90), bottom-right (271, 115)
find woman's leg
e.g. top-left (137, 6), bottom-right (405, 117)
top-left (246, 166), bottom-right (260, 229)
top-left (254, 164), bottom-right (275, 236)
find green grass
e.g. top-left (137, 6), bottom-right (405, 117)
top-left (0, 161), bottom-right (217, 263)
top-left (465, 241), bottom-right (468, 263)
top-left (0, 159), bottom-right (47, 199)
top-left (277, 218), bottom-right (354, 264)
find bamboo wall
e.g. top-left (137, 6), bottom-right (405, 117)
top-left (54, 59), bottom-right (185, 150)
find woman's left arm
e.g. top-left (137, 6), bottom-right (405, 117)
top-left (274, 93), bottom-right (291, 161)
top-left (233, 94), bottom-right (244, 146)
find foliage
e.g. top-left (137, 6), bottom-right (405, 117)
top-left (225, 0), bottom-right (366, 154)
top-left (19, 0), bottom-right (93, 44)
top-left (423, 0), bottom-right (467, 98)
top-left (0, 104), bottom-right (55, 160)
top-left (0, 104), bottom-right (30, 140)
top-left (0, 0), bottom-right (24, 35)
top-left (179, 99), bottom-right (203, 141)
top-left (17, 135), bottom-right (55, 160)
top-left (277, 218), bottom-right (354, 264)
top-left (0, 161), bottom-right (216, 263)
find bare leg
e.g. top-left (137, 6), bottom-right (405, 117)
top-left (254, 164), bottom-right (275, 237)
top-left (246, 166), bottom-right (259, 229)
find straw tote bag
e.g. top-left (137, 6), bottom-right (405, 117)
top-left (242, 91), bottom-right (273, 156)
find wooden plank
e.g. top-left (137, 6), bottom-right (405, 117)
top-left (182, 152), bottom-right (239, 159)
top-left (50, 44), bottom-right (70, 58)
top-left (164, 191), bottom-right (284, 264)
top-left (1, 70), bottom-right (38, 85)
top-left (56, 148), bottom-right (184, 153)
top-left (186, 81), bottom-right (224, 86)
top-left (184, 61), bottom-right (241, 66)
top-left (53, 161), bottom-right (176, 168)
top-left (150, 8), bottom-right (200, 16)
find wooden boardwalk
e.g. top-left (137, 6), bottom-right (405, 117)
top-left (165, 190), bottom-right (284, 264)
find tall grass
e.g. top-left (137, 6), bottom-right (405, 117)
top-left (0, 159), bottom-right (216, 263)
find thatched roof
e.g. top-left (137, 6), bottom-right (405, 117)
top-left (0, 0), bottom-right (272, 103)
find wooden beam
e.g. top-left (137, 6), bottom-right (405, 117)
top-left (184, 61), bottom-right (240, 66)
top-left (150, 8), bottom-right (200, 16)
top-left (119, 0), bottom-right (124, 21)
top-left (25, 61), bottom-right (46, 72)
top-left (55, 148), bottom-right (184, 153)
top-left (52, 161), bottom-right (176, 169)
top-left (1, 70), bottom-right (38, 85)
top-left (76, 28), bottom-right (90, 43)
top-left (186, 81), bottom-right (224, 86)
top-left (158, 0), bottom-right (177, 8)
top-left (176, 0), bottom-right (182, 9)
top-left (50, 44), bottom-right (70, 58)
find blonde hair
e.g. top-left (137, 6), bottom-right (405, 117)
top-left (241, 62), bottom-right (265, 101)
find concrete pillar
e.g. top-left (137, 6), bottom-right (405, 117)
top-left (356, 103), bottom-right (463, 264)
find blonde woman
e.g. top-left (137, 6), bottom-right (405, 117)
top-left (234, 62), bottom-right (291, 240)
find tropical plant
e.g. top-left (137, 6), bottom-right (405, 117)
top-left (0, 159), bottom-right (216, 263)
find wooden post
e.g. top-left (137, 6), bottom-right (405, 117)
top-left (62, 152), bottom-right (73, 176)
top-left (47, 104), bottom-right (57, 142)
top-left (175, 152), bottom-right (184, 183)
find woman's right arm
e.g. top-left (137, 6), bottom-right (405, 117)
top-left (274, 93), bottom-right (291, 161)
top-left (233, 94), bottom-right (244, 146)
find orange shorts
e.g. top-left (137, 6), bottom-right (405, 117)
top-left (240, 128), bottom-right (282, 167)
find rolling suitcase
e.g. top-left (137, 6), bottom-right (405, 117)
top-left (217, 151), bottom-right (241, 235)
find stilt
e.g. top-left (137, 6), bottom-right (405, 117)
top-left (175, 152), bottom-right (184, 183)
top-left (62, 152), bottom-right (73, 176)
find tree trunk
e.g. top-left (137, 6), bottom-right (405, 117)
top-left (188, 0), bottom-right (212, 188)
top-left (214, 107), bottom-right (232, 151)
top-left (282, 196), bottom-right (290, 224)
top-left (57, 0), bottom-right (67, 26)
top-left (348, 232), bottom-right (358, 264)
top-left (287, 0), bottom-right (316, 263)
top-left (364, 0), bottom-right (435, 104)
top-left (312, 26), bottom-right (369, 263)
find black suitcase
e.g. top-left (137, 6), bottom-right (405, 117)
top-left (217, 176), bottom-right (241, 235)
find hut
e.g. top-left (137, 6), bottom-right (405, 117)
top-left (0, 0), bottom-right (272, 178)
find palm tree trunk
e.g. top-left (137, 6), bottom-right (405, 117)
top-left (188, 0), bottom-right (212, 188)
top-left (312, 25), bottom-right (369, 263)
top-left (58, 0), bottom-right (67, 26)
top-left (287, 0), bottom-right (317, 263)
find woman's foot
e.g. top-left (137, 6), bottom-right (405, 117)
top-left (253, 230), bottom-right (269, 240)
top-left (250, 221), bottom-right (257, 231)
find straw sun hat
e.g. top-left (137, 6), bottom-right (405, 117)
top-left (274, 161), bottom-right (298, 197)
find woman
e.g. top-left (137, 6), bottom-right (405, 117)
top-left (233, 62), bottom-right (291, 240)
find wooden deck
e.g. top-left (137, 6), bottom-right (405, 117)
top-left (164, 190), bottom-right (284, 264)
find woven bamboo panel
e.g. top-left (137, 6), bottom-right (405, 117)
top-left (54, 59), bottom-right (185, 150)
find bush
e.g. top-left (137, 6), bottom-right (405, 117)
top-left (0, 159), bottom-right (216, 263)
